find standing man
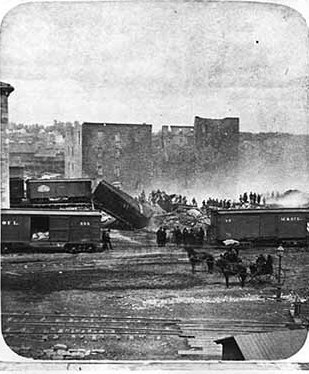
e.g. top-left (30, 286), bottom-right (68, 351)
top-left (102, 229), bottom-right (113, 251)
top-left (173, 226), bottom-right (182, 247)
top-left (196, 227), bottom-right (205, 247)
top-left (162, 227), bottom-right (167, 247)
top-left (182, 228), bottom-right (189, 248)
top-left (156, 227), bottom-right (163, 247)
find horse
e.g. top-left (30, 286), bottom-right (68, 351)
top-left (185, 247), bottom-right (215, 275)
top-left (215, 257), bottom-right (248, 288)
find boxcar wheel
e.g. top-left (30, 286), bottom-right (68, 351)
top-left (86, 245), bottom-right (94, 252)
top-left (66, 244), bottom-right (78, 254)
top-left (1, 244), bottom-right (11, 254)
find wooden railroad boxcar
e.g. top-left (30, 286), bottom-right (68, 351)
top-left (93, 180), bottom-right (152, 229)
top-left (26, 178), bottom-right (92, 203)
top-left (1, 209), bottom-right (102, 252)
top-left (209, 208), bottom-right (309, 246)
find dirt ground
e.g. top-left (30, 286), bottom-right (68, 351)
top-left (1, 230), bottom-right (309, 360)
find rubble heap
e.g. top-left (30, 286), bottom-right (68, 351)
top-left (148, 206), bottom-right (210, 232)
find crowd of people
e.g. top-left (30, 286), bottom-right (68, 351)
top-left (156, 225), bottom-right (205, 247)
top-left (201, 191), bottom-right (267, 211)
top-left (201, 198), bottom-right (235, 210)
top-left (137, 189), bottom-right (199, 211)
top-left (136, 187), bottom-right (289, 214)
top-left (239, 191), bottom-right (264, 205)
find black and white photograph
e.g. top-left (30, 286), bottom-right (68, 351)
top-left (1, 0), bottom-right (309, 370)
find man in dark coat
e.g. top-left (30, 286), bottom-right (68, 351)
top-left (102, 229), bottom-right (113, 250)
top-left (265, 254), bottom-right (273, 274)
top-left (256, 254), bottom-right (266, 273)
top-left (182, 228), bottom-right (189, 247)
top-left (173, 226), bottom-right (182, 247)
top-left (196, 227), bottom-right (205, 247)
top-left (156, 227), bottom-right (164, 247)
top-left (162, 228), bottom-right (167, 247)
top-left (187, 229), bottom-right (196, 247)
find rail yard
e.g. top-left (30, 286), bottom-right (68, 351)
top-left (2, 230), bottom-right (309, 360)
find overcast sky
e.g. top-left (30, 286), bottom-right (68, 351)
top-left (0, 0), bottom-right (308, 133)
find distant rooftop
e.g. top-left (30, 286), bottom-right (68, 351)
top-left (83, 122), bottom-right (152, 128)
top-left (215, 329), bottom-right (307, 360)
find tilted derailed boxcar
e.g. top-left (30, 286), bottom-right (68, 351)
top-left (26, 178), bottom-right (92, 204)
top-left (1, 209), bottom-right (102, 253)
top-left (208, 208), bottom-right (309, 246)
top-left (93, 180), bottom-right (152, 229)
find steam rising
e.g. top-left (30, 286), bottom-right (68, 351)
top-left (267, 190), bottom-right (309, 208)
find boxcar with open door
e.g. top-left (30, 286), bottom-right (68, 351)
top-left (1, 209), bottom-right (102, 253)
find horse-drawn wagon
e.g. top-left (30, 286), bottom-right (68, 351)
top-left (184, 240), bottom-right (287, 288)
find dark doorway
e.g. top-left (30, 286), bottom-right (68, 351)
top-left (30, 216), bottom-right (50, 240)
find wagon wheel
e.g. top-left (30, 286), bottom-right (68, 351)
top-left (247, 271), bottom-right (273, 286)
top-left (1, 244), bottom-right (11, 254)
top-left (86, 244), bottom-right (94, 253)
top-left (247, 273), bottom-right (264, 286)
top-left (65, 244), bottom-right (78, 254)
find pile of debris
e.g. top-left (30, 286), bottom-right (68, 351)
top-left (148, 206), bottom-right (210, 232)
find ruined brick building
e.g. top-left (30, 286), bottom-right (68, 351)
top-left (152, 116), bottom-right (240, 197)
top-left (1, 82), bottom-right (14, 208)
top-left (194, 116), bottom-right (239, 196)
top-left (65, 116), bottom-right (308, 199)
top-left (65, 122), bottom-right (152, 194)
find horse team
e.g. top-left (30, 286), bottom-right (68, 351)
top-left (184, 245), bottom-right (275, 288)
top-left (156, 225), bottom-right (275, 288)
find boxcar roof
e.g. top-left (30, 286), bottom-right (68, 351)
top-left (214, 208), bottom-right (309, 215)
top-left (26, 178), bottom-right (92, 183)
top-left (2, 209), bottom-right (101, 217)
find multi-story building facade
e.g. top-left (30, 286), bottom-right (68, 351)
top-left (65, 122), bottom-right (153, 194)
top-left (64, 115), bottom-right (308, 200)
top-left (194, 116), bottom-right (239, 168)
top-left (1, 82), bottom-right (14, 208)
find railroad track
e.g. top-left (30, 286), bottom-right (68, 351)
top-left (2, 312), bottom-right (294, 359)
top-left (1, 252), bottom-right (190, 275)
top-left (2, 313), bottom-right (182, 337)
top-left (2, 312), bottom-right (291, 338)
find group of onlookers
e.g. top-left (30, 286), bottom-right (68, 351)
top-left (156, 225), bottom-right (205, 247)
top-left (137, 188), bottom-right (288, 214)
top-left (137, 189), bottom-right (199, 208)
top-left (239, 192), bottom-right (264, 205)
top-left (201, 191), bottom-right (268, 211)
top-left (147, 189), bottom-right (191, 207)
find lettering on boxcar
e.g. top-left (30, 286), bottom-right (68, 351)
top-left (280, 216), bottom-right (301, 222)
top-left (80, 221), bottom-right (90, 226)
top-left (2, 220), bottom-right (19, 226)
